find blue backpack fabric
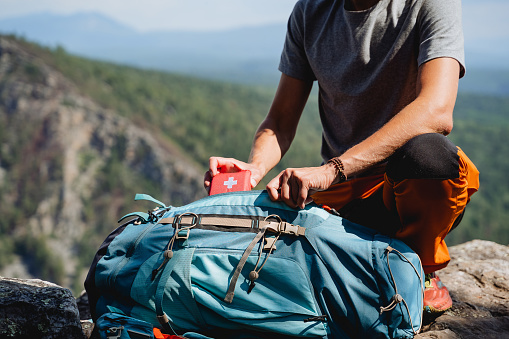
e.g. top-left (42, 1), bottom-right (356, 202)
top-left (86, 190), bottom-right (424, 338)
top-left (96, 312), bottom-right (155, 339)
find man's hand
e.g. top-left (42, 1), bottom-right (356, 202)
top-left (204, 157), bottom-right (263, 194)
top-left (266, 163), bottom-right (337, 209)
top-left (204, 74), bottom-right (313, 196)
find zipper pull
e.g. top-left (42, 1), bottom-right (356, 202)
top-left (151, 250), bottom-right (173, 281)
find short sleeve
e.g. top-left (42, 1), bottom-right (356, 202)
top-left (278, 1), bottom-right (317, 81)
top-left (417, 0), bottom-right (465, 78)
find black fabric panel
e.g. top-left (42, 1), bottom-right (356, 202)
top-left (84, 220), bottom-right (131, 320)
top-left (338, 185), bottom-right (402, 235)
top-left (386, 133), bottom-right (460, 181)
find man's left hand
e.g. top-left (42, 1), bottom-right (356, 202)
top-left (266, 163), bottom-right (337, 209)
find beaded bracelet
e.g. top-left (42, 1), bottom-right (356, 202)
top-left (327, 157), bottom-right (347, 183)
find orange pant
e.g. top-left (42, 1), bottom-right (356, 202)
top-left (312, 147), bottom-right (479, 273)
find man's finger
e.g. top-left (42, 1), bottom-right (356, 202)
top-left (204, 171), bottom-right (212, 186)
top-left (208, 157), bottom-right (221, 176)
top-left (290, 176), bottom-right (301, 208)
top-left (203, 170), bottom-right (212, 194)
top-left (280, 170), bottom-right (292, 204)
top-left (266, 172), bottom-right (283, 202)
top-left (297, 184), bottom-right (308, 209)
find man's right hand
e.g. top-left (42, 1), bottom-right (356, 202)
top-left (204, 157), bottom-right (262, 194)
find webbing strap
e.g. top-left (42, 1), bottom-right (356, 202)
top-left (117, 212), bottom-right (150, 224)
top-left (155, 251), bottom-right (179, 335)
top-left (159, 215), bottom-right (306, 236)
top-left (199, 216), bottom-right (253, 228)
top-left (224, 228), bottom-right (267, 303)
top-left (134, 193), bottom-right (166, 208)
top-left (154, 247), bottom-right (203, 335)
top-left (264, 221), bottom-right (306, 236)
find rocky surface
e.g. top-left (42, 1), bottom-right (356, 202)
top-left (0, 276), bottom-right (83, 338)
top-left (417, 240), bottom-right (509, 339)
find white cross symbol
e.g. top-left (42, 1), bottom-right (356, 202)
top-left (224, 177), bottom-right (237, 189)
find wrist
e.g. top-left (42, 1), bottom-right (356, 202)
top-left (248, 161), bottom-right (266, 177)
top-left (327, 157), bottom-right (347, 184)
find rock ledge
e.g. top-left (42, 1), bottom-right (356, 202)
top-left (417, 240), bottom-right (509, 338)
top-left (0, 276), bottom-right (83, 338)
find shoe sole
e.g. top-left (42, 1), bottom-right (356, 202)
top-left (423, 304), bottom-right (452, 314)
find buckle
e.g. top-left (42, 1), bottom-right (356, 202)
top-left (282, 222), bottom-right (302, 236)
top-left (264, 215), bottom-right (282, 234)
top-left (176, 228), bottom-right (191, 239)
top-left (173, 212), bottom-right (199, 240)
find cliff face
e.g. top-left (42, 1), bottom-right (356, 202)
top-left (0, 37), bottom-right (206, 289)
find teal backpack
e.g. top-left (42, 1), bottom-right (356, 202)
top-left (86, 190), bottom-right (424, 338)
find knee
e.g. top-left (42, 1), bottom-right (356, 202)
top-left (386, 133), bottom-right (460, 180)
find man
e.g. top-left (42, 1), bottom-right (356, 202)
top-left (204, 0), bottom-right (479, 313)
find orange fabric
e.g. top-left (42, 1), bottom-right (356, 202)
top-left (312, 174), bottom-right (385, 211)
top-left (153, 328), bottom-right (168, 339)
top-left (153, 328), bottom-right (185, 339)
top-left (312, 148), bottom-right (479, 274)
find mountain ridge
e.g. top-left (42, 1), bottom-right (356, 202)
top-left (1, 11), bottom-right (508, 91)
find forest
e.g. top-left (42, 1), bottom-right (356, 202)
top-left (27, 39), bottom-right (509, 246)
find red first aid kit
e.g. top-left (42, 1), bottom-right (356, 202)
top-left (209, 170), bottom-right (252, 195)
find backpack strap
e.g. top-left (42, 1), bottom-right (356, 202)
top-left (263, 220), bottom-right (306, 236)
top-left (159, 215), bottom-right (306, 236)
top-left (116, 194), bottom-right (170, 224)
top-left (224, 228), bottom-right (267, 303)
top-left (134, 193), bottom-right (167, 208)
top-left (117, 212), bottom-right (150, 224)
top-left (154, 247), bottom-right (205, 336)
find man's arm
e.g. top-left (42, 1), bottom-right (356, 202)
top-left (267, 57), bottom-right (460, 208)
top-left (248, 74), bottom-right (314, 179)
top-left (339, 57), bottom-right (459, 176)
top-left (204, 74), bottom-right (313, 192)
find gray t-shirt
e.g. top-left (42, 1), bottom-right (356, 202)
top-left (279, 0), bottom-right (465, 162)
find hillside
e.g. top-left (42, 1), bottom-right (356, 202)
top-left (0, 36), bottom-right (206, 291)
top-left (0, 36), bottom-right (508, 292)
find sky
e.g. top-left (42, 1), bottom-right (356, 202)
top-left (1, 0), bottom-right (508, 40)
top-left (1, 0), bottom-right (508, 68)
top-left (0, 0), bottom-right (299, 32)
top-left (1, 0), bottom-right (508, 35)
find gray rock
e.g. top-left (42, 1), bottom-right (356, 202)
top-left (0, 277), bottom-right (83, 338)
top-left (417, 240), bottom-right (509, 339)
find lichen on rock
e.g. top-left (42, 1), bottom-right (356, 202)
top-left (0, 277), bottom-right (83, 338)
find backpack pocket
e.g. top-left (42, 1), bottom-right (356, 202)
top-left (188, 248), bottom-right (328, 337)
top-left (130, 240), bottom-right (328, 338)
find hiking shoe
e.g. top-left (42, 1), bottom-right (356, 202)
top-left (423, 272), bottom-right (452, 314)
